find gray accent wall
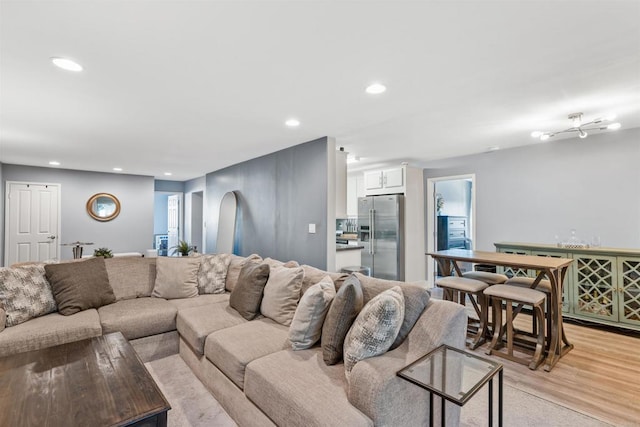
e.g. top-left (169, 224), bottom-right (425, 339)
top-left (206, 137), bottom-right (329, 269)
top-left (423, 127), bottom-right (640, 251)
top-left (2, 165), bottom-right (154, 262)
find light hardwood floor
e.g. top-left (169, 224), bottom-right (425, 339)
top-left (467, 313), bottom-right (640, 426)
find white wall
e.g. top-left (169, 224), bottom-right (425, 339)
top-left (423, 127), bottom-right (640, 251)
top-left (1, 165), bottom-right (154, 262)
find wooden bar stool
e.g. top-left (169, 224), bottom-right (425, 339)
top-left (463, 271), bottom-right (508, 285)
top-left (484, 285), bottom-right (546, 370)
top-left (504, 276), bottom-right (553, 349)
top-left (435, 276), bottom-right (489, 349)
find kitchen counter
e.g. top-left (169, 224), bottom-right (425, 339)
top-left (336, 243), bottom-right (364, 251)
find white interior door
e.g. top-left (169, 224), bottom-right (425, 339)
top-left (5, 182), bottom-right (61, 266)
top-left (167, 194), bottom-right (181, 254)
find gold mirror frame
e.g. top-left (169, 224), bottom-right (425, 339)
top-left (86, 193), bottom-right (121, 222)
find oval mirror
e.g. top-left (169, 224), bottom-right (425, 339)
top-left (86, 193), bottom-right (121, 222)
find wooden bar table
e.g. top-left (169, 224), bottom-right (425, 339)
top-left (427, 249), bottom-right (575, 371)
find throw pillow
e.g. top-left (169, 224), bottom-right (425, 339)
top-left (354, 273), bottom-right (431, 350)
top-left (343, 286), bottom-right (405, 379)
top-left (152, 257), bottom-right (201, 299)
top-left (229, 262), bottom-right (270, 320)
top-left (301, 264), bottom-right (349, 296)
top-left (198, 253), bottom-right (232, 294)
top-left (321, 274), bottom-right (364, 365)
top-left (45, 257), bottom-right (116, 316)
top-left (289, 276), bottom-right (336, 350)
top-left (260, 266), bottom-right (304, 326)
top-left (225, 254), bottom-right (262, 292)
top-left (0, 264), bottom-right (57, 327)
top-left (263, 257), bottom-right (300, 270)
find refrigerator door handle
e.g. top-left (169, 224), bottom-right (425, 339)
top-left (370, 209), bottom-right (375, 255)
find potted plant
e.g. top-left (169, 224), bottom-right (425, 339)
top-left (93, 247), bottom-right (114, 258)
top-left (171, 240), bottom-right (194, 256)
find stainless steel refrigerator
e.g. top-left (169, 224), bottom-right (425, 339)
top-left (358, 194), bottom-right (404, 280)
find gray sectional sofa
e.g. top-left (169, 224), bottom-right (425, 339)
top-left (0, 254), bottom-right (467, 426)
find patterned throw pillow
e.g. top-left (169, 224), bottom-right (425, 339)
top-left (343, 286), bottom-right (405, 380)
top-left (289, 276), bottom-right (336, 350)
top-left (0, 264), bottom-right (57, 327)
top-left (198, 253), bottom-right (232, 294)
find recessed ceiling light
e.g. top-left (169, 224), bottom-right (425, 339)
top-left (49, 161), bottom-right (60, 166)
top-left (51, 57), bottom-right (83, 72)
top-left (285, 118), bottom-right (300, 127)
top-left (164, 172), bottom-right (172, 176)
top-left (113, 167), bottom-right (123, 172)
top-left (365, 83), bottom-right (386, 95)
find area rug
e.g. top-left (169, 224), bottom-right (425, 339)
top-left (145, 355), bottom-right (612, 427)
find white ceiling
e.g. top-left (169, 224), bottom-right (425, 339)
top-left (1, 1), bottom-right (639, 181)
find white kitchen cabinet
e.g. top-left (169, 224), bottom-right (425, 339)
top-left (346, 175), bottom-right (365, 216)
top-left (364, 166), bottom-right (406, 196)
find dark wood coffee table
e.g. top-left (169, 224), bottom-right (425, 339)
top-left (0, 332), bottom-right (170, 426)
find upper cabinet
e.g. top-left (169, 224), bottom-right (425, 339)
top-left (346, 174), bottom-right (364, 216)
top-left (364, 166), bottom-right (405, 196)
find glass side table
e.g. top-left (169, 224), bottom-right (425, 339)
top-left (397, 344), bottom-right (503, 427)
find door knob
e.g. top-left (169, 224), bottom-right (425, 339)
top-left (49, 235), bottom-right (56, 240)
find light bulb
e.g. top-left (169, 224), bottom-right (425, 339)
top-left (285, 118), bottom-right (300, 127)
top-left (579, 130), bottom-right (588, 139)
top-left (607, 122), bottom-right (621, 130)
top-left (365, 83), bottom-right (386, 94)
top-left (531, 131), bottom-right (543, 138)
top-left (540, 134), bottom-right (550, 141)
top-left (51, 57), bottom-right (83, 72)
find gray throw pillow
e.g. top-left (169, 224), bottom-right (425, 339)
top-left (152, 257), bottom-right (201, 299)
top-left (229, 262), bottom-right (270, 320)
top-left (321, 274), bottom-right (364, 365)
top-left (289, 276), bottom-right (336, 350)
top-left (354, 273), bottom-right (431, 350)
top-left (198, 253), bottom-right (232, 294)
top-left (0, 264), bottom-right (57, 326)
top-left (300, 264), bottom-right (349, 296)
top-left (225, 254), bottom-right (262, 292)
top-left (343, 286), bottom-right (405, 380)
top-left (45, 257), bottom-right (116, 316)
top-left (260, 266), bottom-right (304, 326)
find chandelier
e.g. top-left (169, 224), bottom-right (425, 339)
top-left (531, 112), bottom-right (621, 141)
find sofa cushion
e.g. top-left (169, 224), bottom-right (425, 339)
top-left (198, 253), bottom-right (232, 294)
top-left (229, 262), bottom-right (270, 320)
top-left (105, 257), bottom-right (156, 300)
top-left (260, 266), bottom-right (304, 326)
top-left (344, 286), bottom-right (404, 380)
top-left (204, 318), bottom-right (289, 389)
top-left (152, 257), bottom-right (200, 299)
top-left (0, 264), bottom-right (57, 327)
top-left (97, 297), bottom-right (177, 340)
top-left (244, 348), bottom-right (372, 427)
top-left (176, 303), bottom-right (247, 356)
top-left (321, 274), bottom-right (364, 365)
top-left (301, 264), bottom-right (349, 296)
top-left (167, 293), bottom-right (230, 311)
top-left (225, 254), bottom-right (262, 292)
top-left (289, 276), bottom-right (336, 350)
top-left (262, 257), bottom-right (300, 270)
top-left (0, 309), bottom-right (102, 358)
top-left (354, 273), bottom-right (430, 350)
top-left (45, 257), bottom-right (116, 316)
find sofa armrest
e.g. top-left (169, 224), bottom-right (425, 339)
top-left (347, 299), bottom-right (467, 426)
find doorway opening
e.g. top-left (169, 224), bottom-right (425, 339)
top-left (426, 174), bottom-right (476, 286)
top-left (154, 191), bottom-right (183, 256)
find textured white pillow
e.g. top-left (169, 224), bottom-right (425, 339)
top-left (0, 264), bottom-right (57, 327)
top-left (289, 276), bottom-right (336, 350)
top-left (152, 257), bottom-right (201, 299)
top-left (260, 266), bottom-right (304, 326)
top-left (198, 253), bottom-right (232, 294)
top-left (343, 286), bottom-right (405, 379)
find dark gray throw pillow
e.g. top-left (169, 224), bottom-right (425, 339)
top-left (45, 257), bottom-right (116, 316)
top-left (229, 262), bottom-right (270, 320)
top-left (321, 274), bottom-right (364, 365)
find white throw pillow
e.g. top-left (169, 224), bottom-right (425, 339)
top-left (152, 257), bottom-right (201, 299)
top-left (343, 286), bottom-right (405, 380)
top-left (198, 253), bottom-right (232, 294)
top-left (289, 276), bottom-right (336, 350)
top-left (0, 264), bottom-right (57, 327)
top-left (260, 266), bottom-right (304, 326)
